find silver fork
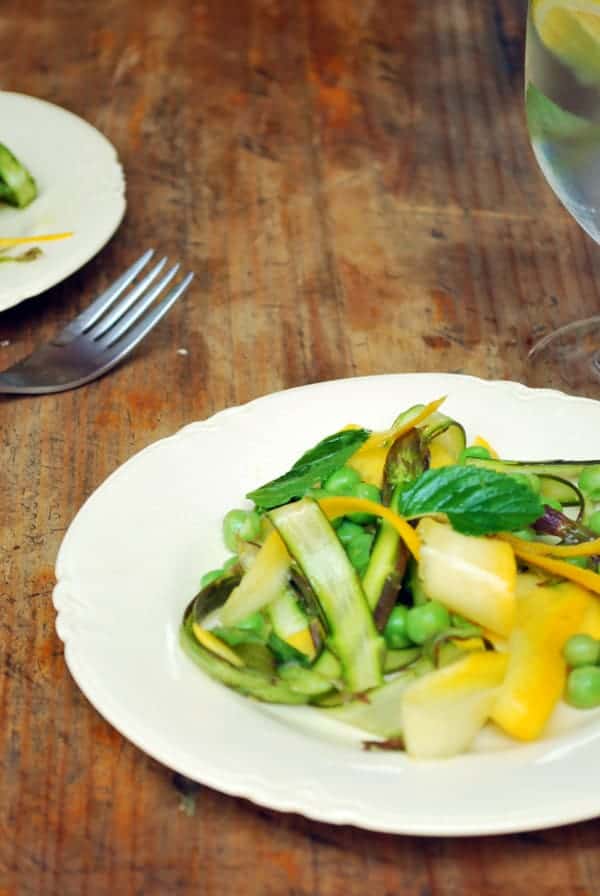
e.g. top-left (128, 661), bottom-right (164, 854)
top-left (0, 250), bottom-right (194, 395)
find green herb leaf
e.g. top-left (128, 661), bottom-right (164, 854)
top-left (398, 466), bottom-right (544, 535)
top-left (247, 428), bottom-right (370, 510)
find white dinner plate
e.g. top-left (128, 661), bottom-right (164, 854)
top-left (0, 91), bottom-right (125, 311)
top-left (53, 373), bottom-right (600, 836)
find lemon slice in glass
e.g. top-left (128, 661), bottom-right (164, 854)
top-left (533, 0), bottom-right (600, 85)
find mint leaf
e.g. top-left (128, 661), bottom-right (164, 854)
top-left (247, 428), bottom-right (370, 510)
top-left (398, 466), bottom-right (544, 535)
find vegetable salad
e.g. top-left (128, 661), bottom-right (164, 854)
top-left (0, 141), bottom-right (72, 263)
top-left (181, 398), bottom-right (600, 759)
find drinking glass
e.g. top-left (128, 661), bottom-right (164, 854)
top-left (525, 0), bottom-right (600, 394)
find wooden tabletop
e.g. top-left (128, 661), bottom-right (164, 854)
top-left (3, 0), bottom-right (600, 893)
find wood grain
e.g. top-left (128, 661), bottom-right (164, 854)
top-left (1, 0), bottom-right (600, 893)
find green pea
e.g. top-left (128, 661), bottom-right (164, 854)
top-left (200, 568), bottom-right (223, 588)
top-left (587, 510), bottom-right (600, 535)
top-left (346, 530), bottom-right (375, 576)
top-left (406, 601), bottom-right (451, 645)
top-left (383, 605), bottom-right (413, 649)
top-left (459, 446), bottom-right (491, 462)
top-left (223, 509), bottom-right (248, 550)
top-left (355, 482), bottom-right (382, 502)
top-left (241, 511), bottom-right (262, 540)
top-left (566, 665), bottom-right (600, 709)
top-left (336, 520), bottom-right (366, 546)
top-left (578, 465), bottom-right (600, 500)
top-left (324, 466), bottom-right (362, 495)
top-left (544, 498), bottom-right (563, 512)
top-left (563, 634), bottom-right (600, 668)
top-left (347, 482), bottom-right (382, 524)
top-left (223, 509), bottom-right (262, 551)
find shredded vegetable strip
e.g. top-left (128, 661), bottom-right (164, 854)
top-left (0, 232), bottom-right (73, 247)
top-left (512, 545), bottom-right (600, 596)
top-left (359, 396), bottom-right (447, 452)
top-left (319, 496), bottom-right (421, 559)
top-left (501, 533), bottom-right (600, 558)
top-left (220, 530), bottom-right (290, 625)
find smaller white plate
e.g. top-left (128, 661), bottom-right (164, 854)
top-left (0, 91), bottom-right (126, 311)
